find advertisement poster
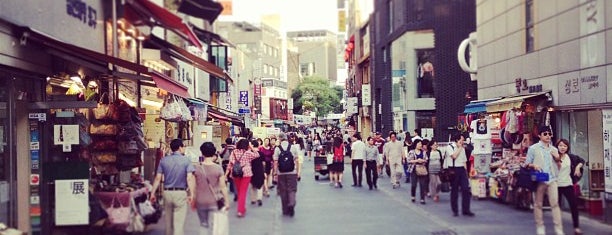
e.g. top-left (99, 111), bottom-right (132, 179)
top-left (603, 109), bottom-right (612, 194)
top-left (55, 179), bottom-right (89, 225)
top-left (53, 125), bottom-right (79, 145)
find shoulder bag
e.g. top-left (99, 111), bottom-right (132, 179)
top-left (200, 164), bottom-right (225, 210)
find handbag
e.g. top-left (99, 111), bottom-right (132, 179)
top-left (415, 164), bottom-right (428, 176)
top-left (515, 167), bottom-right (538, 191)
top-left (200, 164), bottom-right (225, 210)
top-left (89, 123), bottom-right (118, 135)
top-left (105, 197), bottom-right (130, 225)
top-left (93, 164), bottom-right (119, 175)
top-left (93, 93), bottom-right (116, 120)
top-left (126, 197), bottom-right (145, 232)
top-left (212, 210), bottom-right (229, 235)
top-left (160, 95), bottom-right (183, 122)
top-left (93, 152), bottom-right (117, 164)
top-left (118, 141), bottom-right (140, 154)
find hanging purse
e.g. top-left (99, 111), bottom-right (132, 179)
top-left (93, 152), bottom-right (117, 164)
top-left (93, 93), bottom-right (116, 120)
top-left (415, 164), bottom-right (428, 176)
top-left (89, 123), bottom-right (118, 135)
top-left (160, 95), bottom-right (183, 122)
top-left (126, 197), bottom-right (145, 232)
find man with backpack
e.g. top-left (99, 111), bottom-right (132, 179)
top-left (273, 133), bottom-right (301, 217)
top-left (219, 138), bottom-right (236, 200)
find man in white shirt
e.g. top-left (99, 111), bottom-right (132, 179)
top-left (350, 133), bottom-right (366, 187)
top-left (411, 129), bottom-right (423, 142)
top-left (445, 134), bottom-right (474, 217)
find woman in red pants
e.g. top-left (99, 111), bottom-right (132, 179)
top-left (226, 139), bottom-right (260, 217)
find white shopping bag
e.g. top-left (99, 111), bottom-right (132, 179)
top-left (326, 154), bottom-right (333, 165)
top-left (212, 210), bottom-right (229, 235)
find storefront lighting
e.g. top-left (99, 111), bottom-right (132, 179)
top-left (201, 132), bottom-right (208, 139)
top-left (495, 117), bottom-right (501, 123)
top-left (142, 99), bottom-right (163, 108)
top-left (137, 35), bottom-right (146, 41)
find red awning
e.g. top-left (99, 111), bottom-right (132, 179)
top-left (20, 27), bottom-right (190, 98)
top-left (125, 0), bottom-right (203, 48)
top-left (207, 109), bottom-right (232, 122)
top-left (149, 35), bottom-right (233, 83)
top-left (150, 72), bottom-right (190, 98)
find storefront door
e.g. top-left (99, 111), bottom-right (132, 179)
top-left (0, 78), bottom-right (14, 227)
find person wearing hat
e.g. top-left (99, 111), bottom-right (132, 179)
top-left (525, 126), bottom-right (563, 235)
top-left (273, 132), bottom-right (301, 216)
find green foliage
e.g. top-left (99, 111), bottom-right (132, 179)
top-left (291, 76), bottom-right (343, 117)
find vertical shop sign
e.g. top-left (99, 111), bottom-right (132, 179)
top-left (239, 91), bottom-right (249, 107)
top-left (603, 109), bottom-right (612, 195)
top-left (254, 79), bottom-right (262, 114)
top-left (28, 117), bottom-right (42, 231)
top-left (55, 179), bottom-right (89, 225)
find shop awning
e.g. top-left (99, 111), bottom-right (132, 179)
top-left (125, 0), bottom-right (202, 48)
top-left (148, 35), bottom-right (233, 83)
top-left (19, 27), bottom-right (190, 98)
top-left (150, 72), bottom-right (190, 98)
top-left (464, 98), bottom-right (501, 114)
top-left (178, 0), bottom-right (223, 23)
top-left (207, 106), bottom-right (244, 126)
top-left (486, 92), bottom-right (549, 113)
top-left (192, 25), bottom-right (235, 47)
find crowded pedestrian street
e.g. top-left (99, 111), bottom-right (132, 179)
top-left (143, 159), bottom-right (612, 235)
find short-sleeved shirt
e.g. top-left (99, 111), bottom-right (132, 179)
top-left (273, 141), bottom-right (301, 175)
top-left (365, 145), bottom-right (379, 161)
top-left (157, 152), bottom-right (196, 189)
top-left (526, 141), bottom-right (558, 183)
top-left (228, 149), bottom-right (260, 177)
top-left (194, 163), bottom-right (224, 208)
top-left (444, 143), bottom-right (467, 168)
top-left (373, 138), bottom-right (386, 154)
top-left (351, 140), bottom-right (366, 160)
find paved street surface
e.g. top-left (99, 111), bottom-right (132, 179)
top-left (144, 159), bottom-right (612, 235)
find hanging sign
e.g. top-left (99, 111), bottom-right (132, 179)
top-left (603, 109), bottom-right (612, 195)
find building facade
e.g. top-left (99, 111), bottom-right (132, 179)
top-left (287, 30), bottom-right (338, 83)
top-left (371, 0), bottom-right (477, 140)
top-left (474, 0), bottom-right (612, 220)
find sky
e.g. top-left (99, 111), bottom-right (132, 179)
top-left (217, 0), bottom-right (339, 33)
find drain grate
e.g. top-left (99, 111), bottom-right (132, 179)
top-left (431, 230), bottom-right (458, 235)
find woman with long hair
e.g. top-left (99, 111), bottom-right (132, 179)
top-left (313, 134), bottom-right (322, 157)
top-left (249, 140), bottom-right (265, 206)
top-left (259, 138), bottom-right (275, 196)
top-left (408, 139), bottom-right (429, 204)
top-left (330, 136), bottom-right (345, 188)
top-left (427, 141), bottom-right (443, 202)
top-left (225, 139), bottom-right (260, 217)
top-left (556, 139), bottom-right (585, 234)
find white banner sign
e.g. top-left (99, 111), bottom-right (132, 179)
top-left (361, 84), bottom-right (371, 106)
top-left (603, 109), bottom-right (612, 194)
top-left (55, 179), bottom-right (89, 225)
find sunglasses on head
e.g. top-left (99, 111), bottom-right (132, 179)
top-left (541, 132), bottom-right (553, 136)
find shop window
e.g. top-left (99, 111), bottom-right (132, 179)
top-left (210, 45), bottom-right (228, 71)
top-left (416, 49), bottom-right (435, 98)
top-left (416, 111), bottom-right (436, 131)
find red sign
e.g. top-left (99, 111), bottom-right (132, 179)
top-left (269, 98), bottom-right (288, 120)
top-left (30, 174), bottom-right (40, 185)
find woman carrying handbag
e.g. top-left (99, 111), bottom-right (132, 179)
top-left (408, 139), bottom-right (429, 204)
top-left (193, 142), bottom-right (230, 234)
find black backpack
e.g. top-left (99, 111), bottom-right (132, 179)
top-left (278, 144), bottom-right (295, 173)
top-left (231, 152), bottom-right (245, 178)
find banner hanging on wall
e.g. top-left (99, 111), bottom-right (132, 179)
top-left (602, 109), bottom-right (612, 195)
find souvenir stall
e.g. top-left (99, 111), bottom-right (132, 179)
top-left (484, 92), bottom-right (551, 209)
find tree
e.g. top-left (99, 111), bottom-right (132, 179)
top-left (291, 76), bottom-right (343, 117)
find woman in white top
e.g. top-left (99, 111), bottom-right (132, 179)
top-left (427, 141), bottom-right (443, 202)
top-left (555, 139), bottom-right (585, 235)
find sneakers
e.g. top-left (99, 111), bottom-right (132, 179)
top-left (257, 200), bottom-right (262, 207)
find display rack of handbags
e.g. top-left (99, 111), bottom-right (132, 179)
top-left (89, 98), bottom-right (148, 176)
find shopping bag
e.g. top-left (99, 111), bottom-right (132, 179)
top-left (212, 210), bottom-right (229, 235)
